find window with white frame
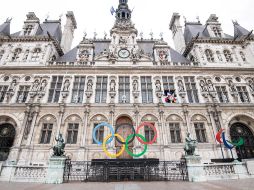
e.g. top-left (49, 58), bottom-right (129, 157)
top-left (0, 85), bottom-right (8, 103)
top-left (162, 76), bottom-right (174, 91)
top-left (194, 123), bottom-right (207, 143)
top-left (223, 50), bottom-right (233, 62)
top-left (95, 76), bottom-right (108, 103)
top-left (40, 123), bottom-right (53, 144)
top-left (212, 26), bottom-right (222, 37)
top-left (66, 123), bottom-right (79, 144)
top-left (24, 25), bottom-right (33, 36)
top-left (16, 85), bottom-right (30, 103)
top-left (184, 76), bottom-right (199, 103)
top-left (31, 48), bottom-right (41, 61)
top-left (48, 76), bottom-right (63, 103)
top-left (169, 123), bottom-right (181, 143)
top-left (12, 48), bottom-right (22, 61)
top-left (205, 49), bottom-right (215, 62)
top-left (236, 86), bottom-right (250, 103)
top-left (71, 76), bottom-right (85, 103)
top-left (118, 76), bottom-right (130, 103)
top-left (215, 86), bottom-right (229, 103)
top-left (141, 76), bottom-right (153, 103)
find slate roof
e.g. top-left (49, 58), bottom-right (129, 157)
top-left (56, 39), bottom-right (190, 63)
top-left (233, 22), bottom-right (251, 38)
top-left (0, 21), bottom-right (10, 36)
top-left (184, 22), bottom-right (233, 44)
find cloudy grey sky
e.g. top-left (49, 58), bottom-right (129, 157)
top-left (1, 0), bottom-right (253, 49)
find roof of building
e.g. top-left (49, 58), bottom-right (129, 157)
top-left (56, 39), bottom-right (190, 63)
top-left (0, 21), bottom-right (10, 36)
top-left (233, 22), bottom-right (251, 38)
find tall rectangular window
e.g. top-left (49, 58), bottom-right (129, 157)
top-left (16, 85), bottom-right (30, 103)
top-left (169, 123), bottom-right (181, 143)
top-left (216, 86), bottom-right (229, 103)
top-left (66, 123), bottom-right (79, 144)
top-left (0, 85), bottom-right (8, 103)
top-left (141, 76), bottom-right (153, 103)
top-left (162, 76), bottom-right (174, 91)
top-left (72, 76), bottom-right (86, 103)
top-left (144, 124), bottom-right (156, 143)
top-left (194, 123), bottom-right (207, 143)
top-left (48, 76), bottom-right (63, 103)
top-left (40, 123), bottom-right (53, 144)
top-left (184, 76), bottom-right (199, 103)
top-left (118, 76), bottom-right (130, 103)
top-left (95, 76), bottom-right (108, 103)
top-left (236, 86), bottom-right (250, 103)
top-left (93, 123), bottom-right (104, 144)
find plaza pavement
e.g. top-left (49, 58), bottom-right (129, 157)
top-left (0, 179), bottom-right (254, 190)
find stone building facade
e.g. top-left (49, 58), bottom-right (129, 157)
top-left (0, 0), bottom-right (254, 168)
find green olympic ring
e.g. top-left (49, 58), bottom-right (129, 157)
top-left (125, 134), bottom-right (148, 157)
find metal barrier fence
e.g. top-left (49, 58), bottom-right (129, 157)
top-left (63, 159), bottom-right (188, 182)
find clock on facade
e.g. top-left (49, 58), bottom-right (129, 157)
top-left (118, 49), bottom-right (130, 58)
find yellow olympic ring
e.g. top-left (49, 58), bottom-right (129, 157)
top-left (102, 134), bottom-right (125, 158)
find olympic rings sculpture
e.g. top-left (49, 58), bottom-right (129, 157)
top-left (93, 122), bottom-right (157, 158)
top-left (216, 128), bottom-right (244, 150)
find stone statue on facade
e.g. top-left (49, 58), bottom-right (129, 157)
top-left (200, 80), bottom-right (208, 92)
top-left (184, 133), bottom-right (197, 156)
top-left (63, 79), bottom-right (70, 91)
top-left (32, 79), bottom-right (40, 92)
top-left (87, 79), bottom-right (93, 91)
top-left (133, 80), bottom-right (138, 91)
top-left (178, 80), bottom-right (185, 92)
top-left (110, 80), bottom-right (116, 92)
top-left (53, 133), bottom-right (65, 157)
top-left (155, 80), bottom-right (161, 92)
top-left (8, 79), bottom-right (17, 92)
top-left (40, 79), bottom-right (47, 92)
top-left (207, 80), bottom-right (214, 91)
top-left (248, 79), bottom-right (254, 91)
top-left (228, 80), bottom-right (237, 92)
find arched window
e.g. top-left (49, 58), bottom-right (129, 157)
top-left (230, 123), bottom-right (254, 159)
top-left (0, 50), bottom-right (4, 61)
top-left (205, 49), bottom-right (215, 62)
top-left (66, 123), bottom-right (79, 144)
top-left (223, 50), bottom-right (233, 62)
top-left (212, 26), bottom-right (221, 37)
top-left (0, 123), bottom-right (16, 161)
top-left (194, 123), bottom-right (207, 143)
top-left (31, 48), bottom-right (41, 61)
top-left (23, 50), bottom-right (29, 61)
top-left (12, 48), bottom-right (22, 61)
top-left (40, 123), bottom-right (53, 144)
top-left (24, 25), bottom-right (33, 36)
top-left (239, 51), bottom-right (246, 62)
top-left (169, 123), bottom-right (181, 143)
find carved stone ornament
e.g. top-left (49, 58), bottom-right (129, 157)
top-left (178, 80), bottom-right (185, 92)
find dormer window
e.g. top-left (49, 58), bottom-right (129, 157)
top-left (12, 48), bottom-right (22, 61)
top-left (24, 25), bottom-right (33, 36)
top-left (223, 50), bottom-right (233, 62)
top-left (205, 49), bottom-right (215, 62)
top-left (31, 48), bottom-right (41, 61)
top-left (212, 26), bottom-right (221, 38)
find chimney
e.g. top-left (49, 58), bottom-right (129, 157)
top-left (169, 13), bottom-right (186, 54)
top-left (61, 11), bottom-right (77, 53)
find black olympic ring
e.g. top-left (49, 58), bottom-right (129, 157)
top-left (115, 123), bottom-right (136, 145)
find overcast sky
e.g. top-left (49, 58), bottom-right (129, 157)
top-left (1, 0), bottom-right (253, 50)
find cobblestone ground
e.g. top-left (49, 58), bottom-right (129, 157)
top-left (1, 179), bottom-right (254, 190)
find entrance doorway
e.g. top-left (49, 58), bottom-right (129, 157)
top-left (115, 116), bottom-right (133, 159)
top-left (0, 123), bottom-right (16, 161)
top-left (230, 122), bottom-right (254, 159)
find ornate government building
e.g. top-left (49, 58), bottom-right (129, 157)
top-left (1, 0), bottom-right (254, 168)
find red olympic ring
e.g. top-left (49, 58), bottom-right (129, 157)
top-left (136, 122), bottom-right (158, 145)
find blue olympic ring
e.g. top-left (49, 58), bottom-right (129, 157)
top-left (92, 122), bottom-right (115, 145)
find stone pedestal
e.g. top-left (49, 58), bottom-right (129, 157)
top-left (46, 156), bottom-right (66, 184)
top-left (246, 160), bottom-right (254, 175)
top-left (184, 155), bottom-right (206, 182)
